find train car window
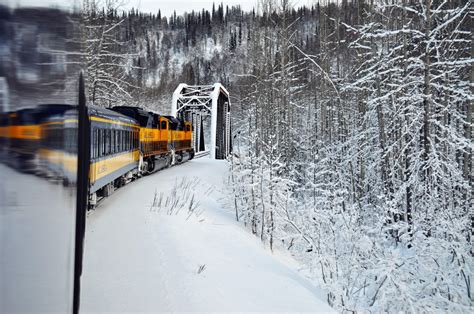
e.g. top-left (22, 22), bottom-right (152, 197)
top-left (134, 130), bottom-right (137, 149)
top-left (116, 130), bottom-right (119, 153)
top-left (123, 130), bottom-right (126, 151)
top-left (94, 129), bottom-right (98, 158)
top-left (104, 129), bottom-right (108, 155)
top-left (126, 130), bottom-right (130, 151)
top-left (110, 129), bottom-right (113, 154)
top-left (111, 130), bottom-right (115, 154)
top-left (124, 130), bottom-right (126, 151)
top-left (127, 130), bottom-right (130, 151)
top-left (161, 121), bottom-right (167, 130)
top-left (109, 129), bottom-right (112, 155)
top-left (117, 130), bottom-right (122, 152)
top-left (125, 130), bottom-right (128, 151)
top-left (121, 130), bottom-right (124, 151)
top-left (91, 129), bottom-right (95, 159)
top-left (97, 129), bottom-right (101, 157)
top-left (115, 130), bottom-right (119, 153)
top-left (186, 125), bottom-right (191, 132)
top-left (97, 129), bottom-right (100, 157)
top-left (102, 129), bottom-right (106, 157)
top-left (99, 129), bottom-right (102, 157)
top-left (101, 129), bottom-right (106, 157)
top-left (103, 129), bottom-right (107, 155)
top-left (106, 129), bottom-right (111, 155)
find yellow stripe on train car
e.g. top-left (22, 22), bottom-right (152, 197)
top-left (173, 130), bottom-right (185, 140)
top-left (140, 127), bottom-right (160, 141)
top-left (60, 150), bottom-right (140, 183)
top-left (89, 149), bottom-right (140, 183)
top-left (0, 126), bottom-right (7, 138)
top-left (9, 125), bottom-right (42, 140)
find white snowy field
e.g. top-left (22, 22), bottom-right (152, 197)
top-left (81, 158), bottom-right (334, 313)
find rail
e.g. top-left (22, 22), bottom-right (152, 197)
top-left (194, 151), bottom-right (210, 159)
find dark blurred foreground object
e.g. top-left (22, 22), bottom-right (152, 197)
top-left (0, 4), bottom-right (87, 313)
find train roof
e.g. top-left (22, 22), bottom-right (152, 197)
top-left (163, 115), bottom-right (182, 124)
top-left (10, 107), bottom-right (37, 124)
top-left (89, 105), bottom-right (138, 126)
top-left (110, 105), bottom-right (152, 127)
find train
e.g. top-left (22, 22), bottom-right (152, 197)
top-left (0, 104), bottom-right (195, 208)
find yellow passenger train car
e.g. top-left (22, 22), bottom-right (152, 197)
top-left (88, 106), bottom-right (140, 201)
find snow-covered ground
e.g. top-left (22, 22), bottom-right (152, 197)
top-left (81, 158), bottom-right (334, 312)
top-left (0, 164), bottom-right (76, 313)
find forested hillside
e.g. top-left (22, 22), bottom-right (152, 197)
top-left (83, 0), bottom-right (472, 311)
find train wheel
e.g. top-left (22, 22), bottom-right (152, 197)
top-left (103, 183), bottom-right (114, 197)
top-left (147, 159), bottom-right (155, 173)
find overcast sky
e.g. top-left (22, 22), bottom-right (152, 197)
top-left (13, 0), bottom-right (307, 17)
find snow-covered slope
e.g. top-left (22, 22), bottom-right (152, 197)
top-left (80, 158), bottom-right (334, 312)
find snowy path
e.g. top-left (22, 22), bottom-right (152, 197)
top-left (81, 158), bottom-right (333, 313)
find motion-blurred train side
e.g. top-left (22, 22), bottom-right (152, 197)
top-left (1, 104), bottom-right (195, 208)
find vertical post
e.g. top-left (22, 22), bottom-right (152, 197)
top-left (73, 73), bottom-right (90, 314)
top-left (195, 113), bottom-right (200, 152)
top-left (226, 109), bottom-right (231, 158)
top-left (199, 115), bottom-right (205, 152)
top-left (210, 91), bottom-right (218, 159)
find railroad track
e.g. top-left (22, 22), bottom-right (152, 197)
top-left (194, 151), bottom-right (210, 159)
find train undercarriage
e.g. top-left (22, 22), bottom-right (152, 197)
top-left (88, 149), bottom-right (194, 210)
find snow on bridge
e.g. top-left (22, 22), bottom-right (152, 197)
top-left (80, 158), bottom-right (333, 312)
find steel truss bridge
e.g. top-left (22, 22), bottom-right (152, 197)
top-left (172, 84), bottom-right (231, 159)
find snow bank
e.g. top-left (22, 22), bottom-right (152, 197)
top-left (81, 159), bottom-right (334, 312)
